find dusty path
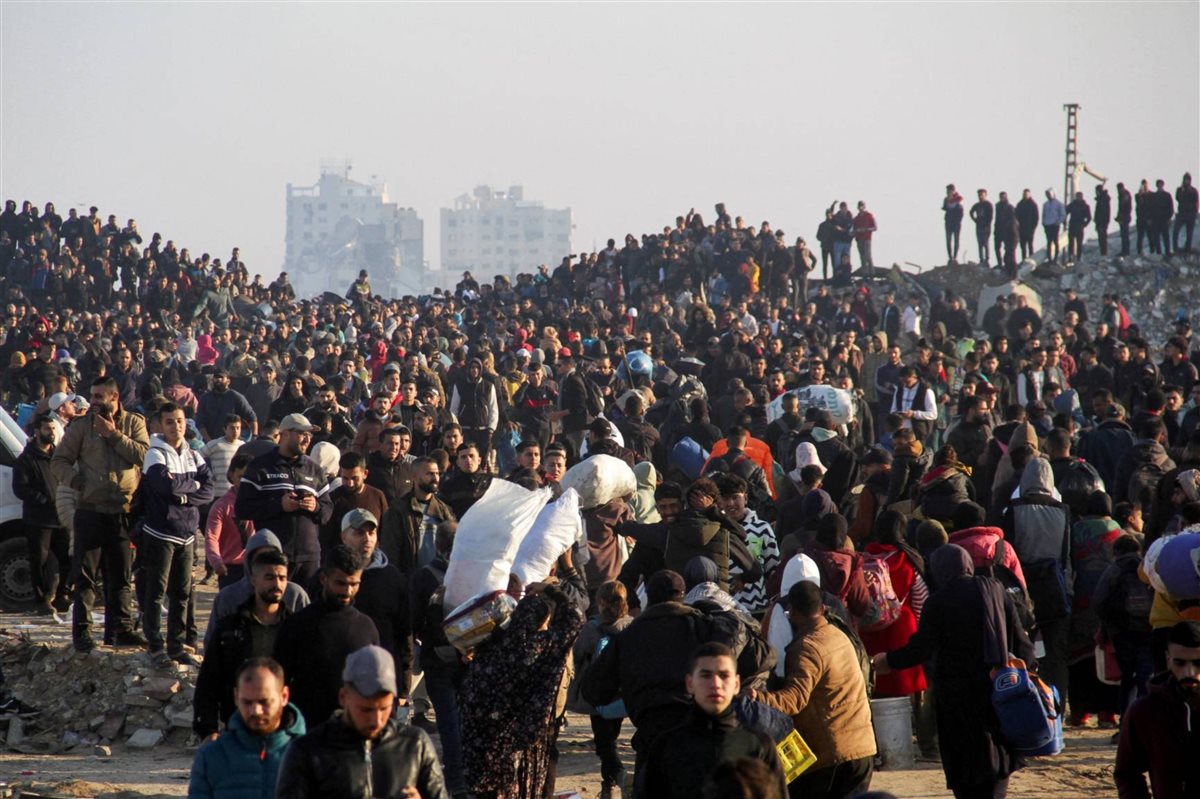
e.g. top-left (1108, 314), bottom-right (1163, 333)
top-left (2, 587), bottom-right (1119, 798)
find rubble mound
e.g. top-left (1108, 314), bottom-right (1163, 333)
top-left (1, 629), bottom-right (197, 754)
top-left (912, 246), bottom-right (1199, 346)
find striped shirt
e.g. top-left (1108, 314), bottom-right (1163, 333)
top-left (732, 508), bottom-right (780, 615)
top-left (200, 437), bottom-right (244, 496)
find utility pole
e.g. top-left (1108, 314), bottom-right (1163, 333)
top-left (1063, 103), bottom-right (1080, 201)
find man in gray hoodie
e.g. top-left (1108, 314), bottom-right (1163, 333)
top-left (204, 529), bottom-right (310, 649)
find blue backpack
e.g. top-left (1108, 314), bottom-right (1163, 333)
top-left (990, 658), bottom-right (1063, 756)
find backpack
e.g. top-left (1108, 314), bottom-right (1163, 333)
top-left (985, 540), bottom-right (1037, 633)
top-left (991, 658), bottom-right (1064, 756)
top-left (1118, 567), bottom-right (1154, 619)
top-left (1127, 460), bottom-right (1168, 505)
top-left (583, 376), bottom-right (606, 417)
top-left (567, 619), bottom-right (627, 719)
top-left (858, 552), bottom-right (903, 632)
top-left (1058, 458), bottom-right (1104, 517)
top-left (775, 428), bottom-right (804, 474)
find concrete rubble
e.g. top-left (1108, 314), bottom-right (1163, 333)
top-left (1, 629), bottom-right (198, 753)
top-left (909, 245), bottom-right (1199, 347)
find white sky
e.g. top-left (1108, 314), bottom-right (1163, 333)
top-left (2, 2), bottom-right (1197, 285)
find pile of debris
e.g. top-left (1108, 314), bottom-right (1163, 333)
top-left (910, 245), bottom-right (1199, 347)
top-left (1, 629), bottom-right (197, 754)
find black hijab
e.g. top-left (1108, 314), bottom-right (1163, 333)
top-left (932, 544), bottom-right (1009, 668)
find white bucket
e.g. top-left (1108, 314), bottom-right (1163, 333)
top-left (870, 696), bottom-right (914, 769)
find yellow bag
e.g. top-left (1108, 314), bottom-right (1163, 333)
top-left (777, 729), bottom-right (818, 783)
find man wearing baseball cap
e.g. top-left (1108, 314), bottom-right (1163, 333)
top-left (235, 413), bottom-right (333, 584)
top-left (276, 645), bottom-right (449, 799)
top-left (339, 508), bottom-right (412, 699)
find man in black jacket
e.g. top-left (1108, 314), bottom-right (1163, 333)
top-left (436, 442), bottom-right (491, 519)
top-left (338, 509), bottom-right (412, 699)
top-left (1116, 182), bottom-right (1134, 255)
top-left (994, 191), bottom-right (1019, 275)
top-left (970, 189), bottom-right (994, 265)
top-left (193, 548), bottom-right (292, 739)
top-left (1016, 188), bottom-right (1040, 260)
top-left (273, 545), bottom-right (379, 727)
top-left (277, 645), bottom-right (449, 799)
top-left (376, 456), bottom-right (455, 575)
top-left (236, 413), bottom-right (334, 583)
top-left (13, 414), bottom-right (69, 614)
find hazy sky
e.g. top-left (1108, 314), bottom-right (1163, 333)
top-left (3, 2), bottom-right (1197, 289)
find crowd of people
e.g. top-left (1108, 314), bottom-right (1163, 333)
top-left (0, 188), bottom-right (1198, 799)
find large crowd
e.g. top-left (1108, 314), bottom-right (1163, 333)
top-left (0, 180), bottom-right (1198, 799)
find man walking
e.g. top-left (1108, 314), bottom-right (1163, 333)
top-left (189, 658), bottom-right (306, 799)
top-left (277, 646), bottom-right (449, 799)
top-left (273, 545), bottom-right (379, 726)
top-left (378, 456), bottom-right (454, 575)
top-left (643, 642), bottom-right (789, 799)
top-left (51, 376), bottom-right (150, 652)
top-left (141, 402), bottom-right (214, 665)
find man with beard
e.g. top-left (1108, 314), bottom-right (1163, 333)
top-left (1114, 621), bottom-right (1200, 799)
top-left (273, 545), bottom-right (379, 727)
top-left (276, 646), bottom-right (448, 799)
top-left (235, 414), bottom-right (333, 584)
top-left (377, 456), bottom-right (455, 575)
top-left (305, 384), bottom-right (355, 449)
top-left (322, 451), bottom-right (389, 552)
top-left (189, 658), bottom-right (306, 799)
top-left (197, 369), bottom-right (258, 442)
top-left (945, 394), bottom-right (992, 474)
top-left (193, 549), bottom-right (293, 739)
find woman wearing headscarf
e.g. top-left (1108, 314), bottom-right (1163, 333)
top-left (915, 444), bottom-right (976, 524)
top-left (874, 545), bottom-right (1036, 799)
top-left (860, 511), bottom-right (928, 700)
top-left (461, 583), bottom-right (585, 799)
top-left (161, 366), bottom-right (199, 416)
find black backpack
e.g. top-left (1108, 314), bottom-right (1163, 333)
top-left (984, 539), bottom-right (1037, 633)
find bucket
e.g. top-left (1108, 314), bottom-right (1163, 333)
top-left (871, 696), bottom-right (914, 769)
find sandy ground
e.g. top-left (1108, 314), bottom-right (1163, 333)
top-left (1, 577), bottom-right (1120, 798)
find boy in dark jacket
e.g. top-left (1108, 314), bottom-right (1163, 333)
top-left (1094, 534), bottom-right (1156, 718)
top-left (643, 641), bottom-right (788, 799)
top-left (13, 414), bottom-right (69, 614)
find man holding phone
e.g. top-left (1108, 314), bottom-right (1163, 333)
top-left (235, 413), bottom-right (333, 584)
top-left (51, 376), bottom-right (151, 653)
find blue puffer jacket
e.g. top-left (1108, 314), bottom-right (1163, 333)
top-left (188, 702), bottom-right (306, 799)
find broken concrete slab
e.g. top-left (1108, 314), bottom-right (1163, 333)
top-left (126, 727), bottom-right (164, 748)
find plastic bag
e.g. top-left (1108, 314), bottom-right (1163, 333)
top-left (443, 480), bottom-right (551, 609)
top-left (1147, 532), bottom-right (1200, 599)
top-left (512, 488), bottom-right (583, 585)
top-left (560, 454), bottom-right (636, 510)
top-left (765, 386), bottom-right (855, 426)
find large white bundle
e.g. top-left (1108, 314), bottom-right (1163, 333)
top-left (512, 488), bottom-right (583, 585)
top-left (443, 480), bottom-right (551, 608)
top-left (765, 385), bottom-right (855, 426)
top-left (561, 454), bottom-right (636, 510)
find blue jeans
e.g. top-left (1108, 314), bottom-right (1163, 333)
top-left (1113, 631), bottom-right (1155, 715)
top-left (422, 653), bottom-right (467, 794)
top-left (833, 240), bottom-right (851, 270)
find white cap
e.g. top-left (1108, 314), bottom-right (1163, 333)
top-left (48, 392), bottom-right (73, 412)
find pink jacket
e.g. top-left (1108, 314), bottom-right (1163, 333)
top-left (204, 488), bottom-right (254, 570)
top-left (948, 526), bottom-right (1027, 588)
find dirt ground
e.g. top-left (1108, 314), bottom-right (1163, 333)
top-left (1, 580), bottom-right (1120, 798)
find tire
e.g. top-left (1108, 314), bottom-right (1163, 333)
top-left (0, 536), bottom-right (35, 611)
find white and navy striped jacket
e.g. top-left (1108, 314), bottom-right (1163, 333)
top-left (141, 435), bottom-right (214, 545)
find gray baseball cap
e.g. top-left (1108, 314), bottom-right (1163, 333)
top-left (341, 508), bottom-right (378, 532)
top-left (342, 645), bottom-right (396, 697)
top-left (279, 413), bottom-right (319, 433)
